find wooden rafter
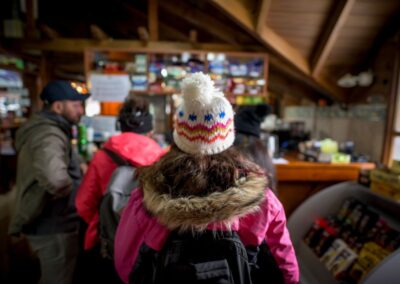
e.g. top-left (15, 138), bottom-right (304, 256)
top-left (39, 24), bottom-right (60, 39)
top-left (256, 0), bottom-right (272, 33)
top-left (210, 0), bottom-right (254, 31)
top-left (1, 38), bottom-right (259, 53)
top-left (382, 39), bottom-right (400, 164)
top-left (25, 0), bottom-right (36, 39)
top-left (90, 25), bottom-right (111, 40)
top-left (148, 0), bottom-right (158, 41)
top-left (190, 30), bottom-right (198, 43)
top-left (208, 0), bottom-right (346, 101)
top-left (258, 26), bottom-right (310, 74)
top-left (268, 55), bottom-right (339, 101)
top-left (311, 0), bottom-right (356, 76)
top-left (137, 26), bottom-right (149, 41)
top-left (210, 0), bottom-right (309, 73)
top-left (114, 0), bottom-right (187, 41)
top-left (159, 1), bottom-right (240, 45)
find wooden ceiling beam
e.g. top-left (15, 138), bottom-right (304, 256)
top-left (256, 0), bottom-right (272, 33)
top-left (114, 0), bottom-right (187, 41)
top-left (148, 0), bottom-right (158, 41)
top-left (190, 30), bottom-right (198, 44)
top-left (159, 1), bottom-right (240, 45)
top-left (269, 55), bottom-right (337, 103)
top-left (210, 0), bottom-right (310, 73)
top-left (311, 0), bottom-right (356, 76)
top-left (39, 24), bottom-right (60, 39)
top-left (0, 38), bottom-right (261, 53)
top-left (90, 24), bottom-right (111, 40)
top-left (257, 26), bottom-right (310, 74)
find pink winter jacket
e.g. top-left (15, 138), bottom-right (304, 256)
top-left (114, 174), bottom-right (299, 284)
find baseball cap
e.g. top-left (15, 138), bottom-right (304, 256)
top-left (40, 80), bottom-right (90, 103)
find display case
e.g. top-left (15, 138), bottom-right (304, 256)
top-left (0, 68), bottom-right (28, 192)
top-left (83, 48), bottom-right (268, 142)
top-left (84, 49), bottom-right (268, 100)
top-left (287, 181), bottom-right (400, 284)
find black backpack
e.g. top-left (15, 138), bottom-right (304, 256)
top-left (99, 149), bottom-right (138, 259)
top-left (129, 230), bottom-right (285, 284)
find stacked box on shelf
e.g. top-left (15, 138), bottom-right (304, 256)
top-left (148, 53), bottom-right (206, 93)
top-left (391, 160), bottom-right (400, 174)
top-left (129, 54), bottom-right (148, 91)
top-left (370, 167), bottom-right (400, 201)
top-left (207, 54), bottom-right (266, 105)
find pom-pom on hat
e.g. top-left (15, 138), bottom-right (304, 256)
top-left (173, 72), bottom-right (235, 155)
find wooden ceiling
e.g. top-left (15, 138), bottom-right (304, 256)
top-left (210, 0), bottom-right (400, 101)
top-left (265, 0), bottom-right (400, 77)
top-left (1, 0), bottom-right (400, 103)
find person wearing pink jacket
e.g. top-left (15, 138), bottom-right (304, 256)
top-left (114, 73), bottom-right (299, 284)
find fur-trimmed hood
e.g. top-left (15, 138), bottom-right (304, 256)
top-left (142, 173), bottom-right (267, 231)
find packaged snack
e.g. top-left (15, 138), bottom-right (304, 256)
top-left (374, 221), bottom-right (391, 248)
top-left (304, 218), bottom-right (328, 248)
top-left (357, 208), bottom-right (379, 235)
top-left (314, 226), bottom-right (337, 257)
top-left (347, 242), bottom-right (390, 283)
top-left (337, 198), bottom-right (358, 222)
top-left (339, 224), bottom-right (355, 243)
top-left (366, 218), bottom-right (386, 241)
top-left (370, 169), bottom-right (400, 201)
top-left (320, 238), bottom-right (347, 267)
top-left (346, 234), bottom-right (361, 251)
top-left (391, 160), bottom-right (400, 174)
top-left (370, 168), bottom-right (400, 187)
top-left (347, 202), bottom-right (365, 229)
top-left (328, 245), bottom-right (358, 277)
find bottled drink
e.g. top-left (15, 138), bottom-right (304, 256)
top-left (78, 124), bottom-right (88, 159)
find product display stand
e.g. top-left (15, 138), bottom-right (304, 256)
top-left (287, 181), bottom-right (400, 284)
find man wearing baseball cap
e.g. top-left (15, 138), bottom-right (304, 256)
top-left (9, 80), bottom-right (90, 284)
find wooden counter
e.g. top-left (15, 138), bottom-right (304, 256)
top-left (276, 160), bottom-right (375, 181)
top-left (276, 158), bottom-right (375, 217)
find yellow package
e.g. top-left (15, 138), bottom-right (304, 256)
top-left (347, 242), bottom-right (390, 283)
top-left (390, 160), bottom-right (400, 174)
top-left (371, 181), bottom-right (400, 201)
top-left (370, 169), bottom-right (400, 190)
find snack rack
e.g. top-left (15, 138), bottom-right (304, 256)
top-left (287, 181), bottom-right (400, 284)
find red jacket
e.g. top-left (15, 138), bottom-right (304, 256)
top-left (76, 132), bottom-right (166, 250)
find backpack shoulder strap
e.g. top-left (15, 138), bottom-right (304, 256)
top-left (103, 148), bottom-right (130, 166)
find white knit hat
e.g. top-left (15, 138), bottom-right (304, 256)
top-left (173, 72), bottom-right (235, 155)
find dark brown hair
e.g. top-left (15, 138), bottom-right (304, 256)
top-left (234, 133), bottom-right (277, 193)
top-left (118, 96), bottom-right (152, 133)
top-left (138, 145), bottom-right (265, 197)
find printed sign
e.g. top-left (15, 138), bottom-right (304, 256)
top-left (89, 74), bottom-right (130, 102)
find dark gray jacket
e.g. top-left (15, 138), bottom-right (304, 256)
top-left (9, 111), bottom-right (81, 235)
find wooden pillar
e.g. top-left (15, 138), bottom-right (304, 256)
top-left (25, 0), bottom-right (36, 39)
top-left (148, 0), bottom-right (158, 41)
top-left (382, 38), bottom-right (400, 164)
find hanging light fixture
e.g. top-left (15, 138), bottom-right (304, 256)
top-left (337, 70), bottom-right (374, 88)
